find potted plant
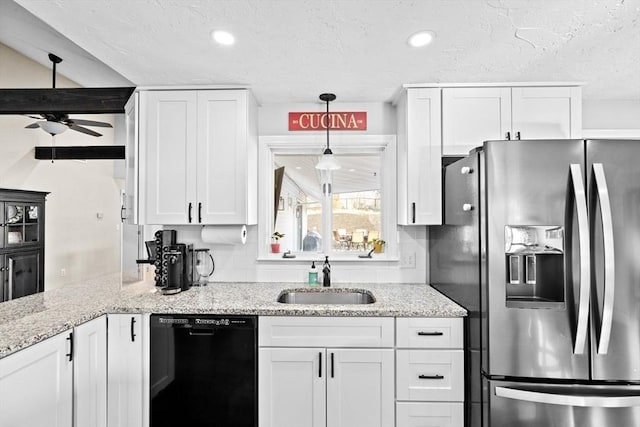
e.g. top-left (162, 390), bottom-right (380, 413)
top-left (372, 238), bottom-right (386, 253)
top-left (271, 231), bottom-right (285, 253)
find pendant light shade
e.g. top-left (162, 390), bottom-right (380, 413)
top-left (315, 93), bottom-right (340, 171)
top-left (38, 120), bottom-right (68, 135)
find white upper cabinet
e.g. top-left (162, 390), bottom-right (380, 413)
top-left (396, 88), bottom-right (442, 225)
top-left (442, 85), bottom-right (582, 156)
top-left (138, 89), bottom-right (257, 225)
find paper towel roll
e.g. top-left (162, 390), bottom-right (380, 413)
top-left (201, 225), bottom-right (247, 245)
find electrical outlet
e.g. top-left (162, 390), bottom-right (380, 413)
top-left (60, 268), bottom-right (66, 277)
top-left (400, 252), bottom-right (416, 269)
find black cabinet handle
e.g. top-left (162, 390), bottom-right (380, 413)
top-left (515, 131), bottom-right (521, 140)
top-left (198, 202), bottom-right (202, 223)
top-left (418, 331), bottom-right (444, 336)
top-left (120, 205), bottom-right (126, 221)
top-left (505, 131), bottom-right (511, 140)
top-left (419, 374), bottom-right (444, 380)
top-left (188, 203), bottom-right (193, 223)
top-left (319, 352), bottom-right (322, 378)
top-left (411, 202), bottom-right (416, 224)
top-left (66, 332), bottom-right (74, 362)
top-left (331, 352), bottom-right (334, 378)
top-left (131, 317), bottom-right (136, 342)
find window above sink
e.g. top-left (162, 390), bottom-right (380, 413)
top-left (258, 135), bottom-right (397, 260)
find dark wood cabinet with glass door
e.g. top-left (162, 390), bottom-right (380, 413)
top-left (0, 189), bottom-right (47, 302)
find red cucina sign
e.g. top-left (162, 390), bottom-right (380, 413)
top-left (289, 112), bottom-right (367, 131)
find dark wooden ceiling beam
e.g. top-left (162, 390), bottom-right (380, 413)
top-left (0, 87), bottom-right (135, 114)
top-left (34, 145), bottom-right (125, 160)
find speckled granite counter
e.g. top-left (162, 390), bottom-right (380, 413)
top-left (0, 275), bottom-right (466, 358)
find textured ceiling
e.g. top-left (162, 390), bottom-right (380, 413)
top-left (2, 0), bottom-right (639, 103)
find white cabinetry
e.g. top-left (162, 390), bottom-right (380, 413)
top-left (107, 314), bottom-right (148, 427)
top-left (259, 317), bottom-right (395, 427)
top-left (442, 86), bottom-right (582, 156)
top-left (0, 331), bottom-right (73, 427)
top-left (74, 315), bottom-right (108, 427)
top-left (396, 318), bottom-right (464, 427)
top-left (396, 88), bottom-right (442, 225)
top-left (139, 89), bottom-right (257, 225)
top-left (124, 92), bottom-right (140, 225)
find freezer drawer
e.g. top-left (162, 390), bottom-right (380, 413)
top-left (487, 379), bottom-right (640, 427)
top-left (397, 350), bottom-right (464, 402)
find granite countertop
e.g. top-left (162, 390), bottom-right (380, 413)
top-left (0, 275), bottom-right (466, 359)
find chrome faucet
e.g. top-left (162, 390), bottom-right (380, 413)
top-left (322, 256), bottom-right (331, 287)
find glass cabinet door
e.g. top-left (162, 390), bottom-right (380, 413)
top-left (3, 202), bottom-right (42, 248)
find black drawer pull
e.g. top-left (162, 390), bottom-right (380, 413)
top-left (419, 374), bottom-right (444, 380)
top-left (418, 331), bottom-right (444, 336)
top-left (319, 352), bottom-right (322, 378)
top-left (331, 352), bottom-right (334, 378)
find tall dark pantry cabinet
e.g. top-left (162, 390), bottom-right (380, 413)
top-left (0, 189), bottom-right (47, 302)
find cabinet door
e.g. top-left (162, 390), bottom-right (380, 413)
top-left (326, 348), bottom-right (395, 427)
top-left (511, 86), bottom-right (582, 139)
top-left (197, 90), bottom-right (256, 224)
top-left (442, 87), bottom-right (512, 155)
top-left (124, 92), bottom-right (140, 225)
top-left (0, 331), bottom-right (73, 427)
top-left (5, 249), bottom-right (42, 300)
top-left (107, 314), bottom-right (145, 427)
top-left (142, 91), bottom-right (197, 224)
top-left (259, 347), bottom-right (326, 427)
top-left (398, 88), bottom-right (442, 225)
top-left (74, 316), bottom-right (107, 427)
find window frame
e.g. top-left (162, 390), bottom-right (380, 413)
top-left (258, 134), bottom-right (397, 260)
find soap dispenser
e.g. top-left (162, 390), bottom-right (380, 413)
top-left (308, 261), bottom-right (318, 285)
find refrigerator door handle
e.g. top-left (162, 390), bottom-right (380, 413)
top-left (569, 164), bottom-right (590, 355)
top-left (495, 386), bottom-right (640, 408)
top-left (593, 163), bottom-right (615, 355)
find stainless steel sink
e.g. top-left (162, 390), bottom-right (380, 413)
top-left (277, 289), bottom-right (375, 305)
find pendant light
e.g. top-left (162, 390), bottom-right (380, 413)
top-left (315, 93), bottom-right (341, 170)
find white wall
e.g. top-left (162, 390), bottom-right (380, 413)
top-left (0, 43), bottom-right (122, 289)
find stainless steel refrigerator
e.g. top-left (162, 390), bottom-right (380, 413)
top-left (430, 139), bottom-right (640, 427)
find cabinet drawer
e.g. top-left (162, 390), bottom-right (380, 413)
top-left (396, 318), bottom-right (463, 349)
top-left (259, 317), bottom-right (394, 348)
top-left (397, 350), bottom-right (464, 402)
top-left (396, 402), bottom-right (463, 427)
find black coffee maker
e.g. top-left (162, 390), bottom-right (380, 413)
top-left (140, 230), bottom-right (193, 295)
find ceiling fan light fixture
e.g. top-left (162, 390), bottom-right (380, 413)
top-left (315, 92), bottom-right (340, 171)
top-left (38, 120), bottom-right (68, 135)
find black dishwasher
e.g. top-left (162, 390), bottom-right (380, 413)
top-left (150, 314), bottom-right (257, 427)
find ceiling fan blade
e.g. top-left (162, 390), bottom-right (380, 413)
top-left (65, 118), bottom-right (113, 128)
top-left (24, 114), bottom-right (44, 120)
top-left (68, 124), bottom-right (102, 137)
top-left (25, 122), bottom-right (40, 129)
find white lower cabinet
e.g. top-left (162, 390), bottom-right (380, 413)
top-left (396, 402), bottom-right (464, 427)
top-left (107, 314), bottom-right (148, 427)
top-left (74, 315), bottom-right (108, 427)
top-left (259, 317), bottom-right (395, 427)
top-left (396, 318), bottom-right (464, 427)
top-left (0, 330), bottom-right (73, 427)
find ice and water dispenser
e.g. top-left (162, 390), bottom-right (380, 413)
top-left (504, 225), bottom-right (565, 308)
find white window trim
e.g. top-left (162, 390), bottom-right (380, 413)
top-left (258, 134), bottom-right (398, 261)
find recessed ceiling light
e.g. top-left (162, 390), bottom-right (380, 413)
top-left (211, 30), bottom-right (235, 46)
top-left (295, 166), bottom-right (302, 170)
top-left (407, 30), bottom-right (436, 48)
top-left (349, 168), bottom-right (356, 172)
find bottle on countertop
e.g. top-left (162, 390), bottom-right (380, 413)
top-left (308, 261), bottom-right (318, 285)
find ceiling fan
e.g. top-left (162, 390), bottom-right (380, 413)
top-left (23, 54), bottom-right (113, 137)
